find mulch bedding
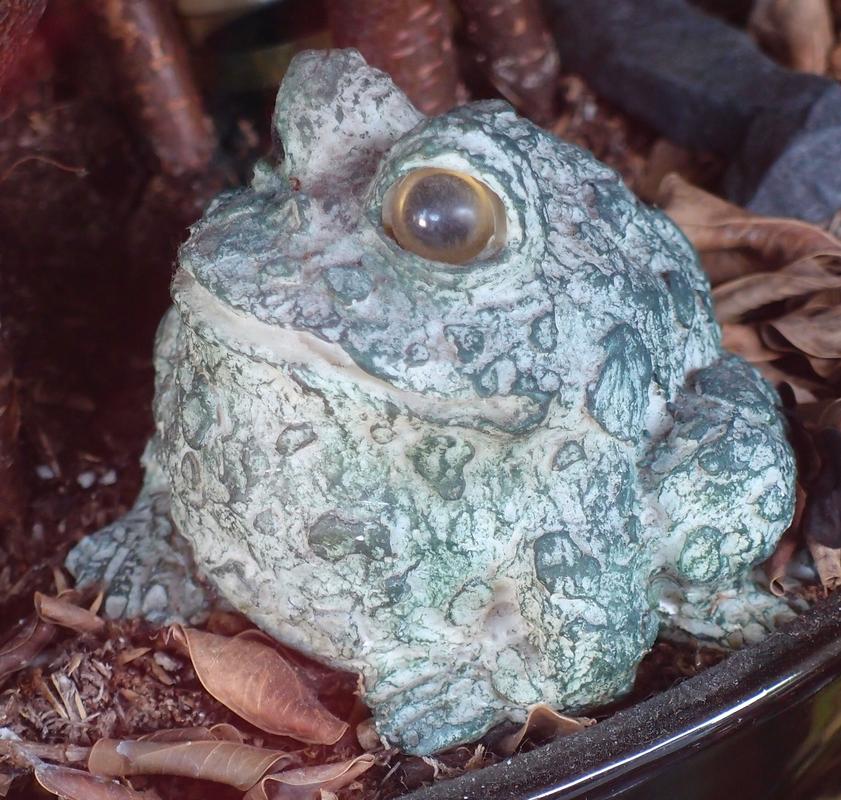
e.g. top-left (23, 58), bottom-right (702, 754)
top-left (1, 4), bottom-right (840, 799)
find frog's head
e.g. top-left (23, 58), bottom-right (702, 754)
top-left (177, 50), bottom-right (645, 432)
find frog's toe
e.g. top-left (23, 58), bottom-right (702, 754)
top-left (366, 664), bottom-right (506, 755)
top-left (65, 486), bottom-right (213, 625)
top-left (655, 568), bottom-right (805, 646)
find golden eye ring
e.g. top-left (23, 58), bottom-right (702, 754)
top-left (382, 168), bottom-right (507, 265)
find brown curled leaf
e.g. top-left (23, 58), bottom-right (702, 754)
top-left (712, 257), bottom-right (841, 323)
top-left (89, 739), bottom-right (293, 791)
top-left (243, 754), bottom-right (376, 800)
top-left (34, 763), bottom-right (154, 800)
top-left (35, 591), bottom-right (106, 636)
top-left (170, 626), bottom-right (348, 744)
top-left (806, 537), bottom-right (841, 591)
top-left (0, 615), bottom-right (56, 687)
top-left (495, 704), bottom-right (594, 757)
top-left (656, 173), bottom-right (841, 266)
top-left (721, 324), bottom-right (778, 363)
top-left (139, 724), bottom-right (245, 744)
top-left (817, 399), bottom-right (841, 431)
top-left (762, 304), bottom-right (841, 360)
top-left (749, 0), bottom-right (834, 74)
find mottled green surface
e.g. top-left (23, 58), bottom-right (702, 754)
top-left (68, 50), bottom-right (795, 755)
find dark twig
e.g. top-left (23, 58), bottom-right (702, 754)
top-left (455, 0), bottom-right (560, 123)
top-left (84, 0), bottom-right (216, 176)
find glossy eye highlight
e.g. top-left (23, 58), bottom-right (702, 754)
top-left (383, 168), bottom-right (506, 265)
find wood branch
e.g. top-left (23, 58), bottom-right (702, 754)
top-left (326, 0), bottom-right (461, 116)
top-left (0, 0), bottom-right (47, 90)
top-left (455, 0), bottom-right (560, 123)
top-left (85, 0), bottom-right (216, 176)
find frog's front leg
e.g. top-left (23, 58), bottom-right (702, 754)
top-left (644, 354), bottom-right (796, 642)
top-left (65, 443), bottom-right (213, 624)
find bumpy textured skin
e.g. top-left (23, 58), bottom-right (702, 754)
top-left (68, 50), bottom-right (795, 755)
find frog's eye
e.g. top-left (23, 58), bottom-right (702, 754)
top-left (382, 168), bottom-right (507, 265)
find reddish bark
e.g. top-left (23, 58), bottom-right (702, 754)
top-left (0, 0), bottom-right (47, 90)
top-left (326, 0), bottom-right (461, 115)
top-left (86, 0), bottom-right (216, 176)
top-left (455, 0), bottom-right (560, 123)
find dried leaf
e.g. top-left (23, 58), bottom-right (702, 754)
top-left (495, 705), bottom-right (594, 756)
top-left (657, 173), bottom-right (841, 265)
top-left (170, 626), bottom-right (348, 744)
top-left (638, 139), bottom-right (721, 204)
top-left (139, 724), bottom-right (245, 744)
top-left (35, 591), bottom-right (106, 636)
top-left (763, 305), bottom-right (841, 359)
top-left (721, 324), bottom-right (778, 362)
top-left (0, 615), bottom-right (56, 686)
top-left (749, 0), bottom-right (834, 74)
top-left (34, 764), bottom-right (152, 800)
top-left (752, 363), bottom-right (822, 403)
top-left (712, 257), bottom-right (841, 323)
top-left (806, 537), bottom-right (841, 590)
top-left (817, 399), bottom-right (841, 430)
top-left (116, 647), bottom-right (151, 666)
top-left (807, 357), bottom-right (841, 381)
top-left (89, 739), bottom-right (293, 791)
top-left (243, 755), bottom-right (376, 800)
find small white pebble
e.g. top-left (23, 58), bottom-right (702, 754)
top-left (100, 469), bottom-right (118, 486)
top-left (77, 470), bottom-right (96, 489)
top-left (35, 464), bottom-right (55, 480)
top-left (153, 651), bottom-right (181, 672)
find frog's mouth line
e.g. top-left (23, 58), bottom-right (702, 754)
top-left (172, 271), bottom-right (542, 431)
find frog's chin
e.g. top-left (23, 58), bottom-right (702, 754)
top-left (172, 271), bottom-right (545, 433)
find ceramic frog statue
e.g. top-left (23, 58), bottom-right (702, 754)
top-left (68, 49), bottom-right (796, 755)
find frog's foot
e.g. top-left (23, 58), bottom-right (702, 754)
top-left (654, 568), bottom-right (807, 648)
top-left (646, 354), bottom-right (795, 591)
top-left (65, 477), bottom-right (213, 625)
top-left (365, 663), bottom-right (511, 755)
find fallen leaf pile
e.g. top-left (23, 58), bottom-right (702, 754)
top-left (0, 589), bottom-right (380, 799)
top-left (657, 173), bottom-right (841, 593)
top-left (658, 172), bottom-right (841, 401)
